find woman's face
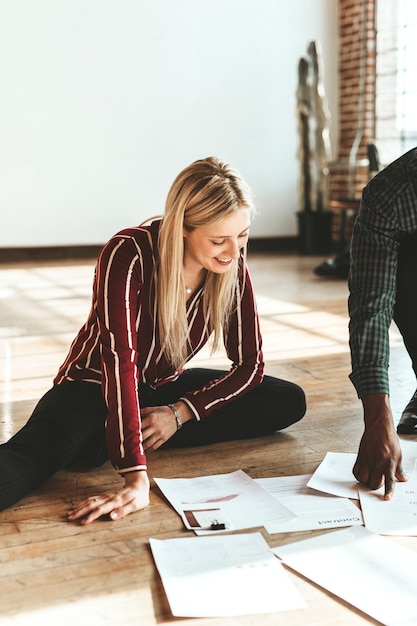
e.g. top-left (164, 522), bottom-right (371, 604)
top-left (182, 208), bottom-right (251, 275)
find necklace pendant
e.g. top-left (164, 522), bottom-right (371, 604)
top-left (185, 287), bottom-right (192, 294)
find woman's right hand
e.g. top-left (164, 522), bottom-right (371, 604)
top-left (67, 470), bottom-right (150, 525)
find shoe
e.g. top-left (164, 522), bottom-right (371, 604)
top-left (313, 252), bottom-right (350, 279)
top-left (397, 390), bottom-right (417, 434)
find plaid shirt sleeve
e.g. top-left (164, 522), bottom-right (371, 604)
top-left (348, 148), bottom-right (417, 398)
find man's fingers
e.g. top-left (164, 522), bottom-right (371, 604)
top-left (353, 459), bottom-right (369, 484)
top-left (383, 475), bottom-right (395, 500)
top-left (395, 468), bottom-right (408, 483)
top-left (383, 459), bottom-right (397, 500)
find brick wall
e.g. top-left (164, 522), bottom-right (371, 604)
top-left (330, 0), bottom-right (376, 202)
top-left (327, 0), bottom-right (376, 247)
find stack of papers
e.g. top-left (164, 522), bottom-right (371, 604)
top-left (150, 441), bottom-right (417, 620)
top-left (310, 450), bottom-right (417, 536)
top-left (155, 468), bottom-right (363, 535)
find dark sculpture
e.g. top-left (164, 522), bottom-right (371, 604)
top-left (296, 40), bottom-right (333, 255)
top-left (296, 40), bottom-right (332, 214)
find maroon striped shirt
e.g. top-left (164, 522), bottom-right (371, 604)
top-left (54, 220), bottom-right (264, 472)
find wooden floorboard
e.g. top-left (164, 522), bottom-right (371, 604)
top-left (1, 252), bottom-right (416, 625)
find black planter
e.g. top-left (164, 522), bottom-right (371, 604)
top-left (297, 210), bottom-right (334, 255)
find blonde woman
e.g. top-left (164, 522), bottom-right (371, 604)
top-left (0, 157), bottom-right (306, 523)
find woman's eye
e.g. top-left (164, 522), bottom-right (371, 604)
top-left (212, 240), bottom-right (225, 246)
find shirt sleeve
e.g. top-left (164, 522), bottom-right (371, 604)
top-left (348, 150), bottom-right (417, 399)
top-left (95, 235), bottom-right (147, 473)
top-left (348, 199), bottom-right (400, 398)
top-left (180, 261), bottom-right (264, 418)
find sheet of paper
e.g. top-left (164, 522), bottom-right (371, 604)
top-left (359, 463), bottom-right (417, 535)
top-left (256, 474), bottom-right (363, 533)
top-left (274, 525), bottom-right (417, 626)
top-left (307, 452), bottom-right (359, 498)
top-left (397, 439), bottom-right (417, 472)
top-left (154, 469), bottom-right (295, 534)
top-left (308, 445), bottom-right (417, 499)
top-left (150, 532), bottom-right (306, 617)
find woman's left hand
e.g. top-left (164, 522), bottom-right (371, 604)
top-left (141, 402), bottom-right (192, 451)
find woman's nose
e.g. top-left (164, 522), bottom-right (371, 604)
top-left (227, 239), bottom-right (240, 259)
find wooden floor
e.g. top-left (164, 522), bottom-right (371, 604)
top-left (1, 251), bottom-right (416, 626)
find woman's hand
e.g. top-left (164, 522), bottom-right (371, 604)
top-left (141, 401), bottom-right (193, 451)
top-left (67, 470), bottom-right (150, 525)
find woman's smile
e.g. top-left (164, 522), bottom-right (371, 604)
top-left (182, 208), bottom-right (251, 275)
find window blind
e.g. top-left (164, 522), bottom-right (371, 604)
top-left (376, 0), bottom-right (417, 164)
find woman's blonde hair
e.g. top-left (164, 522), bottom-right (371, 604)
top-left (156, 156), bottom-right (255, 369)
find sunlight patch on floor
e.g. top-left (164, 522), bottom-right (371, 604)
top-left (0, 586), bottom-right (154, 626)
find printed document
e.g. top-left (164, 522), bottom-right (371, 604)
top-left (256, 474), bottom-right (363, 533)
top-left (307, 443), bottom-right (417, 499)
top-left (150, 532), bottom-right (306, 617)
top-left (307, 451), bottom-right (359, 498)
top-left (358, 464), bottom-right (417, 535)
top-left (154, 469), bottom-right (294, 534)
top-left (274, 525), bottom-right (417, 626)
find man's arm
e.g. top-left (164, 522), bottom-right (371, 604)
top-left (353, 393), bottom-right (407, 499)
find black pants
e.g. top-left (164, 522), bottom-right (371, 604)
top-left (394, 232), bottom-right (417, 377)
top-left (0, 369), bottom-right (306, 511)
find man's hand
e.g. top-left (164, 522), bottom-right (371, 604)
top-left (353, 393), bottom-right (408, 499)
top-left (67, 470), bottom-right (150, 525)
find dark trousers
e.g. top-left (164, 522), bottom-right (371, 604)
top-left (394, 232), bottom-right (417, 377)
top-left (0, 369), bottom-right (306, 511)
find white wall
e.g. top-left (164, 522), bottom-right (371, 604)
top-left (0, 0), bottom-right (339, 247)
